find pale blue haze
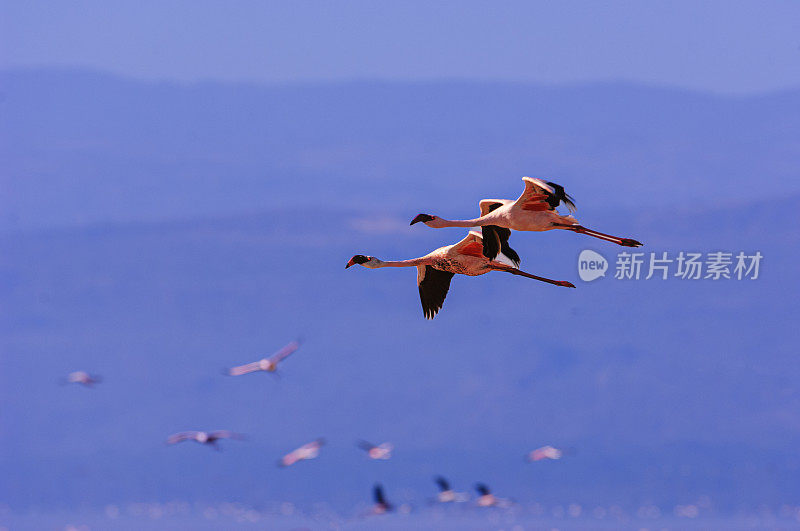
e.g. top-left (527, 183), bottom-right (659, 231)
top-left (1, 2), bottom-right (799, 529)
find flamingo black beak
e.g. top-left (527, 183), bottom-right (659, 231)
top-left (346, 255), bottom-right (370, 269)
top-left (410, 213), bottom-right (435, 225)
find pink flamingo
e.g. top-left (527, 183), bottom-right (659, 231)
top-left (371, 484), bottom-right (393, 514)
top-left (356, 440), bottom-right (393, 460)
top-left (225, 340), bottom-right (300, 377)
top-left (277, 438), bottom-right (325, 467)
top-left (61, 371), bottom-right (102, 387)
top-left (411, 177), bottom-right (642, 251)
top-left (166, 430), bottom-right (245, 450)
top-left (474, 483), bottom-right (511, 508)
top-left (346, 231), bottom-right (574, 319)
top-left (527, 445), bottom-right (567, 462)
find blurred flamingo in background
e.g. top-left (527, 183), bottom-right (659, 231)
top-left (356, 440), bottom-right (393, 460)
top-left (165, 430), bottom-right (245, 451)
top-left (474, 483), bottom-right (512, 508)
top-left (527, 445), bottom-right (573, 462)
top-left (433, 476), bottom-right (468, 503)
top-left (277, 438), bottom-right (325, 467)
top-left (225, 340), bottom-right (301, 377)
top-left (371, 484), bottom-right (393, 514)
top-left (474, 483), bottom-right (498, 507)
top-left (61, 371), bottom-right (102, 387)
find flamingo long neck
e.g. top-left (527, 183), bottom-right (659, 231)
top-left (437, 217), bottom-right (485, 228)
top-left (372, 257), bottom-right (430, 268)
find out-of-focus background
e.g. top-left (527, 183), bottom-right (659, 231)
top-left (2, 1), bottom-right (799, 529)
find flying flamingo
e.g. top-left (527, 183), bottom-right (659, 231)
top-left (526, 445), bottom-right (574, 462)
top-left (356, 440), bottom-right (393, 460)
top-left (225, 340), bottom-right (300, 377)
top-left (474, 483), bottom-right (511, 508)
top-left (474, 483), bottom-right (498, 507)
top-left (346, 230), bottom-right (574, 319)
top-left (166, 430), bottom-right (245, 450)
top-left (433, 476), bottom-right (468, 503)
top-left (61, 371), bottom-right (102, 387)
top-left (277, 438), bottom-right (325, 467)
top-left (371, 484), bottom-right (393, 514)
top-left (411, 177), bottom-right (643, 253)
top-left (525, 445), bottom-right (575, 462)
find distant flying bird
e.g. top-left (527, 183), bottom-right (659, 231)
top-left (371, 484), bottom-right (393, 514)
top-left (346, 230), bottom-right (574, 319)
top-left (434, 476), bottom-right (468, 503)
top-left (166, 431), bottom-right (245, 450)
top-left (527, 445), bottom-right (567, 462)
top-left (411, 176), bottom-right (643, 251)
top-left (226, 340), bottom-right (300, 376)
top-left (356, 440), bottom-right (393, 460)
top-left (61, 371), bottom-right (101, 387)
top-left (474, 483), bottom-right (511, 508)
top-left (277, 438), bottom-right (325, 467)
top-left (474, 483), bottom-right (497, 507)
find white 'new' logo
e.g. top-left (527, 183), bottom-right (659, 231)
top-left (578, 250), bottom-right (608, 282)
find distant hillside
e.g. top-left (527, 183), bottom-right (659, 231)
top-left (1, 68), bottom-right (799, 231)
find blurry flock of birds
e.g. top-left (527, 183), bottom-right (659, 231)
top-left (62, 177), bottom-right (642, 519)
top-left (64, 338), bottom-right (570, 516)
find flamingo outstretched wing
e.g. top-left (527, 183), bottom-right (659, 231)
top-left (516, 177), bottom-right (576, 213)
top-left (227, 361), bottom-right (263, 376)
top-left (209, 431), bottom-right (245, 441)
top-left (268, 340), bottom-right (300, 365)
top-left (356, 440), bottom-right (376, 451)
top-left (449, 230), bottom-right (486, 257)
top-left (166, 431), bottom-right (200, 445)
top-left (435, 476), bottom-right (451, 492)
top-left (478, 200), bottom-right (520, 266)
top-left (373, 484), bottom-right (387, 505)
top-left (417, 232), bottom-right (487, 320)
top-left (478, 199), bottom-right (511, 217)
top-left (416, 266), bottom-right (455, 320)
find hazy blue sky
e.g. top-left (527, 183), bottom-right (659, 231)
top-left (3, 1), bottom-right (800, 522)
top-left (3, 0), bottom-right (800, 93)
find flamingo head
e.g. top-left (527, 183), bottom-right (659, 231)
top-left (410, 213), bottom-right (442, 227)
top-left (346, 255), bottom-right (378, 269)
